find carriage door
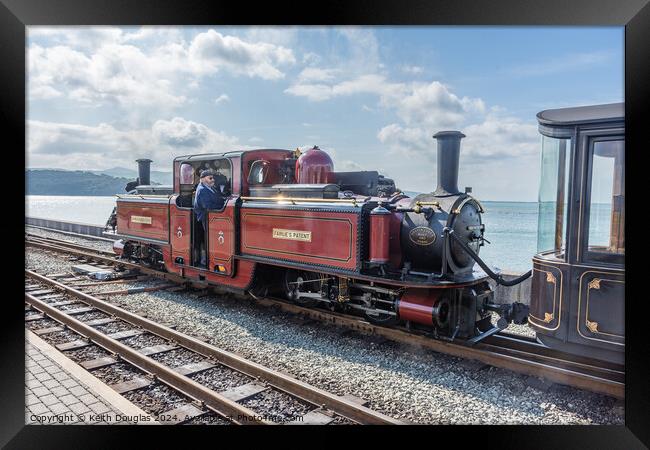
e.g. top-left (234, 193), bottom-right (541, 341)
top-left (570, 133), bottom-right (625, 350)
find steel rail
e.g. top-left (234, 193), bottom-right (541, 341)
top-left (25, 270), bottom-right (402, 425)
top-left (483, 334), bottom-right (624, 378)
top-left (26, 236), bottom-right (624, 399)
top-left (25, 291), bottom-right (270, 425)
top-left (26, 233), bottom-right (116, 256)
top-left (25, 224), bottom-right (116, 242)
top-left (26, 237), bottom-right (178, 282)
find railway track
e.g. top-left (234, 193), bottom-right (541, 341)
top-left (25, 232), bottom-right (625, 400)
top-left (25, 269), bottom-right (402, 425)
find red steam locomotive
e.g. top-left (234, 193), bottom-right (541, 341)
top-left (107, 131), bottom-right (530, 344)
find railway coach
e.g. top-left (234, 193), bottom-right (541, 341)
top-left (529, 103), bottom-right (625, 364)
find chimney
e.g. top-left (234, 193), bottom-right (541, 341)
top-left (432, 131), bottom-right (465, 196)
top-left (136, 159), bottom-right (152, 186)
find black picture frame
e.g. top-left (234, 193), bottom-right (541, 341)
top-left (6, 0), bottom-right (649, 447)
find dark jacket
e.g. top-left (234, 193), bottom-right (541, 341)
top-left (193, 182), bottom-right (225, 224)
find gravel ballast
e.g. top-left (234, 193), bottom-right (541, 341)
top-left (64, 345), bottom-right (112, 363)
top-left (239, 389), bottom-right (312, 423)
top-left (91, 362), bottom-right (148, 385)
top-left (25, 247), bottom-right (624, 424)
top-left (189, 365), bottom-right (253, 392)
top-left (123, 384), bottom-right (192, 417)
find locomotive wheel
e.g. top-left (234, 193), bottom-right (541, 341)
top-left (283, 270), bottom-right (318, 307)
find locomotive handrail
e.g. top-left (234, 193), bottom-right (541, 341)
top-left (451, 195), bottom-right (485, 214)
top-left (241, 196), bottom-right (368, 206)
top-left (116, 194), bottom-right (173, 199)
top-left (415, 201), bottom-right (440, 207)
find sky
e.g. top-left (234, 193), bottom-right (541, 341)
top-left (26, 26), bottom-right (623, 201)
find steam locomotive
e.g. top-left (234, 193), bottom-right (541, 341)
top-left (106, 130), bottom-right (530, 345)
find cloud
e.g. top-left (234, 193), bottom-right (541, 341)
top-left (401, 65), bottom-right (423, 75)
top-left (302, 51), bottom-right (321, 65)
top-left (377, 114), bottom-right (539, 164)
top-left (28, 27), bottom-right (296, 111)
top-left (28, 43), bottom-right (187, 110)
top-left (188, 29), bottom-right (295, 80)
top-left (285, 73), bottom-right (402, 102)
top-left (214, 94), bottom-right (230, 105)
top-left (337, 28), bottom-right (381, 74)
top-left (296, 67), bottom-right (339, 83)
top-left (317, 147), bottom-right (363, 172)
top-left (152, 117), bottom-right (211, 147)
top-left (377, 124), bottom-right (432, 155)
top-left (287, 74), bottom-right (484, 131)
top-left (284, 83), bottom-right (334, 102)
top-left (285, 28), bottom-right (385, 101)
top-left (27, 118), bottom-right (241, 170)
top-left (393, 81), bottom-right (486, 128)
top-left (243, 27), bottom-right (299, 47)
top-left (462, 115), bottom-right (540, 160)
top-left (334, 159), bottom-right (364, 172)
top-left (28, 27), bottom-right (124, 50)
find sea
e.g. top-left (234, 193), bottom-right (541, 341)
top-left (26, 195), bottom-right (540, 273)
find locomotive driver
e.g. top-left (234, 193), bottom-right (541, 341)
top-left (193, 169), bottom-right (226, 267)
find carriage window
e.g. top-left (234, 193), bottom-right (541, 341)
top-left (537, 135), bottom-right (571, 257)
top-left (587, 139), bottom-right (624, 255)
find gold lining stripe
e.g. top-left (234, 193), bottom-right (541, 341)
top-left (241, 212), bottom-right (354, 264)
top-left (241, 196), bottom-right (364, 206)
top-left (528, 262), bottom-right (563, 331)
top-left (207, 215), bottom-right (234, 273)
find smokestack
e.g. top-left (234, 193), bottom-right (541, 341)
top-left (432, 131), bottom-right (465, 196)
top-left (136, 159), bottom-right (152, 186)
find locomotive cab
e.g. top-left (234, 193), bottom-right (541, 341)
top-left (529, 103), bottom-right (624, 364)
top-left (176, 157), bottom-right (233, 267)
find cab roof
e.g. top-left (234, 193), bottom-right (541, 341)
top-left (173, 149), bottom-right (291, 163)
top-left (537, 102), bottom-right (623, 127)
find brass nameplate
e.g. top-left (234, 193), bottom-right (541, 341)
top-left (272, 228), bottom-right (312, 242)
top-left (131, 215), bottom-right (152, 224)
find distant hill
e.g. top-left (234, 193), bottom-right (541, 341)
top-left (87, 167), bottom-right (172, 185)
top-left (26, 169), bottom-right (134, 196)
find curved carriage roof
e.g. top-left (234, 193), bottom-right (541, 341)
top-left (173, 149), bottom-right (291, 163)
top-left (537, 102), bottom-right (623, 126)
